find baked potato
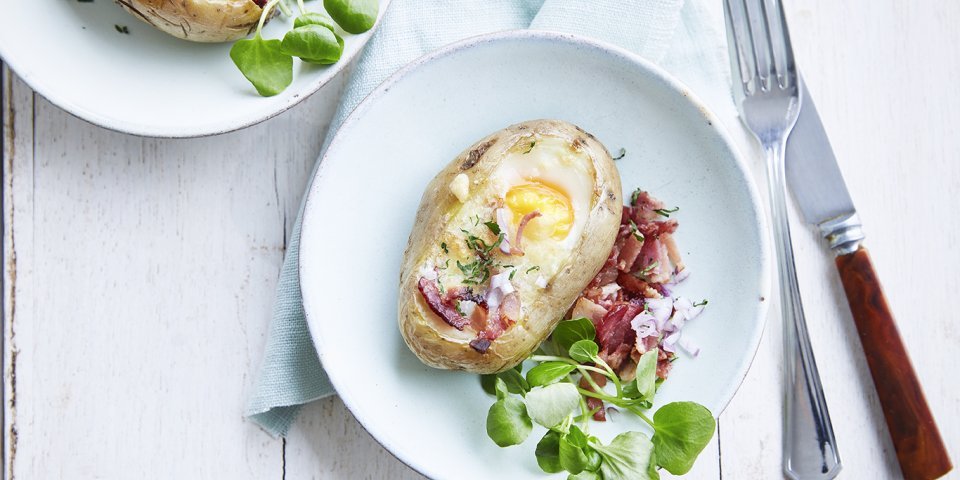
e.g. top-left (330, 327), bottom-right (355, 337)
top-left (115, 0), bottom-right (274, 42)
top-left (398, 119), bottom-right (623, 374)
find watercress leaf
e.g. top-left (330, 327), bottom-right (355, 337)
top-left (560, 435), bottom-right (589, 474)
top-left (497, 368), bottom-right (529, 396)
top-left (494, 377), bottom-right (509, 401)
top-left (280, 25), bottom-right (343, 65)
top-left (323, 0), bottom-right (378, 34)
top-left (552, 317), bottom-right (596, 352)
top-left (480, 374), bottom-right (497, 396)
top-left (635, 349), bottom-right (659, 400)
top-left (526, 362), bottom-right (576, 387)
top-left (525, 383), bottom-right (580, 428)
top-left (294, 11), bottom-right (336, 30)
top-left (230, 37), bottom-right (293, 97)
top-left (486, 397), bottom-right (532, 447)
top-left (584, 447), bottom-right (602, 472)
top-left (568, 339), bottom-right (599, 364)
top-left (535, 430), bottom-right (563, 473)
top-left (651, 402), bottom-right (716, 475)
top-left (566, 425), bottom-right (588, 448)
top-left (567, 471), bottom-right (601, 480)
top-left (593, 431), bottom-right (656, 480)
top-left (621, 380), bottom-right (641, 399)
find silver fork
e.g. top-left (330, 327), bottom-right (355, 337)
top-left (723, 1), bottom-right (842, 479)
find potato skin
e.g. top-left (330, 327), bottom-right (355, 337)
top-left (115, 0), bottom-right (270, 43)
top-left (398, 119), bottom-right (623, 374)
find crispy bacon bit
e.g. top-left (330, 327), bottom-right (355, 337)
top-left (470, 338), bottom-right (492, 353)
top-left (252, 0), bottom-right (267, 6)
top-left (571, 297), bottom-right (608, 328)
top-left (417, 277), bottom-right (469, 330)
top-left (513, 211), bottom-right (542, 253)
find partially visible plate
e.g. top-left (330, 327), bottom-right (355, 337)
top-left (299, 31), bottom-right (770, 479)
top-left (0, 0), bottom-right (389, 138)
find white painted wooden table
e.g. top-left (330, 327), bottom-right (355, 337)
top-left (2, 1), bottom-right (958, 478)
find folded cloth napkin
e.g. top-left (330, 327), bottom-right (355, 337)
top-left (246, 0), bottom-right (741, 437)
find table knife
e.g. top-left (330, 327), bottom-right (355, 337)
top-left (786, 79), bottom-right (953, 480)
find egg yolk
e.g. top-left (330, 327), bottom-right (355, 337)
top-left (505, 181), bottom-right (574, 241)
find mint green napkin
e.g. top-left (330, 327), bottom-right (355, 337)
top-left (246, 0), bottom-right (735, 437)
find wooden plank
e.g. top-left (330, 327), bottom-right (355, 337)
top-left (0, 65), bottom-right (343, 478)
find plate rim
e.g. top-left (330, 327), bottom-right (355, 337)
top-left (0, 0), bottom-right (391, 139)
top-left (299, 29), bottom-right (771, 478)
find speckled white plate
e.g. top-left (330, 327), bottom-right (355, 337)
top-left (0, 0), bottom-right (389, 138)
top-left (299, 31), bottom-right (770, 479)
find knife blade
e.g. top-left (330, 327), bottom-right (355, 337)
top-left (786, 80), bottom-right (856, 230)
top-left (785, 77), bottom-right (952, 480)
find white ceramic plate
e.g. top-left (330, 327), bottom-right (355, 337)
top-left (0, 0), bottom-right (389, 138)
top-left (300, 31), bottom-right (770, 479)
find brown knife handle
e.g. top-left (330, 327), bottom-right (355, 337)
top-left (836, 247), bottom-right (952, 480)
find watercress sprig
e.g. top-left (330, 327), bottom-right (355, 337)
top-left (230, 0), bottom-right (378, 96)
top-left (481, 317), bottom-right (716, 479)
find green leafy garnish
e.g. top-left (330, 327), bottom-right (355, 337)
top-left (651, 402), bottom-right (716, 474)
top-left (535, 431), bottom-right (564, 473)
top-left (230, 0), bottom-right (380, 96)
top-left (497, 368), bottom-right (530, 396)
top-left (524, 141), bottom-right (537, 154)
top-left (230, 35), bottom-right (293, 97)
top-left (323, 0), bottom-right (379, 34)
top-left (525, 383), bottom-right (580, 428)
top-left (634, 350), bottom-right (659, 401)
top-left (526, 265), bottom-right (541, 274)
top-left (487, 397), bottom-right (533, 447)
top-left (568, 339), bottom-right (600, 364)
top-left (552, 317), bottom-right (596, 353)
top-left (654, 206), bottom-right (680, 217)
top-left (484, 221), bottom-right (501, 235)
top-left (280, 24), bottom-right (344, 65)
top-left (440, 242), bottom-right (449, 254)
top-left (526, 362), bottom-right (577, 387)
top-left (630, 188), bottom-right (643, 206)
top-left (593, 432), bottom-right (657, 480)
top-left (629, 219), bottom-right (645, 242)
top-left (693, 299), bottom-right (709, 307)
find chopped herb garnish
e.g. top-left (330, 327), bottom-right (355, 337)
top-left (654, 206), bottom-right (680, 217)
top-left (525, 265), bottom-right (541, 274)
top-left (438, 259), bottom-right (450, 270)
top-left (484, 221), bottom-right (501, 236)
top-left (455, 301), bottom-right (466, 316)
top-left (639, 261), bottom-right (659, 277)
top-left (613, 148), bottom-right (626, 160)
top-left (472, 214), bottom-right (481, 226)
top-left (440, 242), bottom-right (449, 254)
top-left (629, 220), bottom-right (645, 242)
top-left (693, 299), bottom-right (709, 307)
top-left (115, 25), bottom-right (130, 34)
top-left (437, 276), bottom-right (445, 294)
top-left (523, 140), bottom-right (537, 154)
top-left (509, 269), bottom-right (517, 280)
top-left (630, 188), bottom-right (642, 206)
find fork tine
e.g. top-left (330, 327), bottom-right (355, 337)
top-left (723, 0), bottom-right (758, 93)
top-left (742, 0), bottom-right (774, 91)
top-left (759, 0), bottom-right (797, 89)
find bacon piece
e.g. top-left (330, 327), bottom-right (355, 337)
top-left (513, 211), bottom-right (542, 253)
top-left (469, 292), bottom-right (520, 353)
top-left (587, 397), bottom-right (606, 421)
top-left (571, 297), bottom-right (608, 328)
top-left (616, 272), bottom-right (649, 297)
top-left (630, 190), bottom-right (665, 223)
top-left (417, 277), bottom-right (469, 330)
top-left (596, 303), bottom-right (642, 369)
top-left (618, 233), bottom-right (645, 272)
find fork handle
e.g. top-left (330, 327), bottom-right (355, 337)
top-left (765, 141), bottom-right (842, 480)
top-left (835, 248), bottom-right (952, 480)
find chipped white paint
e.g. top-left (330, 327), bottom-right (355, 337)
top-left (3, 1), bottom-right (960, 478)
